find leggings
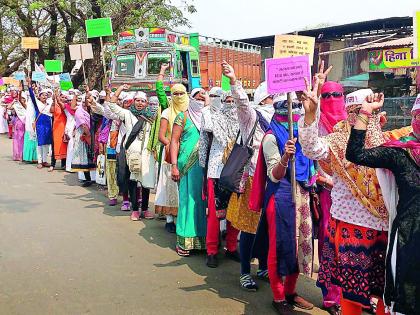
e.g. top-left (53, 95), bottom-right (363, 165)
top-left (83, 171), bottom-right (91, 181)
top-left (128, 182), bottom-right (149, 211)
top-left (37, 145), bottom-right (49, 164)
top-left (240, 231), bottom-right (268, 275)
top-left (267, 196), bottom-right (298, 301)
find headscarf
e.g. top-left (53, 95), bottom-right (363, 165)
top-left (211, 92), bottom-right (239, 146)
top-left (253, 81), bottom-right (270, 105)
top-left (168, 84), bottom-right (189, 131)
top-left (147, 96), bottom-right (162, 153)
top-left (191, 88), bottom-right (202, 99)
top-left (188, 97), bottom-right (205, 129)
top-left (75, 105), bottom-right (91, 129)
top-left (319, 81), bottom-right (347, 134)
top-left (129, 102), bottom-right (159, 122)
top-left (13, 100), bottom-right (26, 122)
top-left (383, 99), bottom-right (420, 166)
top-left (271, 99), bottom-right (317, 188)
top-left (208, 87), bottom-right (223, 113)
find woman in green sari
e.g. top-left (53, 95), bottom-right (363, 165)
top-left (170, 87), bottom-right (207, 256)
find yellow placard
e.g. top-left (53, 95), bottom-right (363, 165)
top-left (274, 35), bottom-right (315, 65)
top-left (2, 77), bottom-right (20, 86)
top-left (414, 11), bottom-right (420, 59)
top-left (21, 37), bottom-right (39, 50)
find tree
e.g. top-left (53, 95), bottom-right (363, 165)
top-left (0, 0), bottom-right (196, 88)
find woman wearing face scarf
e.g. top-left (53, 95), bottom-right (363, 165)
top-left (71, 92), bottom-right (96, 186)
top-left (299, 80), bottom-right (391, 315)
top-left (169, 84), bottom-right (207, 257)
top-left (154, 64), bottom-right (183, 230)
top-left (316, 80), bottom-right (346, 314)
top-left (27, 79), bottom-right (53, 168)
top-left (346, 95), bottom-right (420, 315)
top-left (108, 84), bottom-right (159, 221)
top-left (202, 85), bottom-right (241, 268)
top-left (250, 93), bottom-right (316, 313)
top-left (214, 63), bottom-right (272, 290)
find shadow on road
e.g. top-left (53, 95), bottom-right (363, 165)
top-left (139, 219), bottom-right (324, 315)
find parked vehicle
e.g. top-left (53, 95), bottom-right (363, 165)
top-left (110, 28), bottom-right (261, 94)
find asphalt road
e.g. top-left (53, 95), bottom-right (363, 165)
top-left (0, 134), bottom-right (328, 315)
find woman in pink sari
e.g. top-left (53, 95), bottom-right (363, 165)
top-left (316, 81), bottom-right (347, 314)
top-left (12, 88), bottom-right (27, 161)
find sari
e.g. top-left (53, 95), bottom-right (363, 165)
top-left (52, 105), bottom-right (68, 160)
top-left (175, 112), bottom-right (207, 251)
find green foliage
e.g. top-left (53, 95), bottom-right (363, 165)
top-left (0, 0), bottom-right (196, 80)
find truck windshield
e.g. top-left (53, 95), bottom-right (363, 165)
top-left (147, 53), bottom-right (171, 75)
top-left (116, 55), bottom-right (136, 76)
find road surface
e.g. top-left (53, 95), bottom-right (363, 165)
top-left (0, 134), bottom-right (328, 315)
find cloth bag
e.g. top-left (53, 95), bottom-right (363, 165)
top-left (219, 116), bottom-right (259, 193)
top-left (95, 154), bottom-right (107, 186)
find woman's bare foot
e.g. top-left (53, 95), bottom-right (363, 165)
top-left (48, 166), bottom-right (54, 172)
top-left (37, 164), bottom-right (43, 169)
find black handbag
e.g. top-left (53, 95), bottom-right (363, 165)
top-left (218, 116), bottom-right (259, 193)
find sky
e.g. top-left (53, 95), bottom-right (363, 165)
top-left (175, 0), bottom-right (420, 40)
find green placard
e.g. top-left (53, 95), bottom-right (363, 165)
top-left (60, 80), bottom-right (73, 91)
top-left (221, 74), bottom-right (230, 91)
top-left (44, 60), bottom-right (63, 73)
top-left (85, 18), bottom-right (113, 38)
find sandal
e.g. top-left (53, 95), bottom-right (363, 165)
top-left (285, 293), bottom-right (314, 310)
top-left (240, 274), bottom-right (258, 292)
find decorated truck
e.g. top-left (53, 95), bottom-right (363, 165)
top-left (110, 28), bottom-right (261, 94)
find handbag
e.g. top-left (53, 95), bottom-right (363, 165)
top-left (218, 116), bottom-right (259, 193)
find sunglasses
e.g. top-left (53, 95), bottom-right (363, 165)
top-left (321, 92), bottom-right (343, 99)
top-left (209, 95), bottom-right (221, 98)
top-left (223, 100), bottom-right (235, 104)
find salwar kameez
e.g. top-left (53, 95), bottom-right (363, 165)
top-left (52, 105), bottom-right (67, 160)
top-left (175, 112), bottom-right (207, 251)
top-left (71, 127), bottom-right (95, 171)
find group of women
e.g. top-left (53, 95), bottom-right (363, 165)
top-left (1, 60), bottom-right (419, 315)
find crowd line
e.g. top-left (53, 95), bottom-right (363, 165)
top-left (0, 61), bottom-right (419, 315)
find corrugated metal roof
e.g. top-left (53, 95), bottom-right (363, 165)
top-left (358, 36), bottom-right (413, 49)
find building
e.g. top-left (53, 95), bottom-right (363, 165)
top-left (238, 16), bottom-right (417, 128)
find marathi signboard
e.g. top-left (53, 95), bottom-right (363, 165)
top-left (265, 55), bottom-right (311, 94)
top-left (274, 35), bottom-right (315, 65)
top-left (369, 47), bottom-right (420, 71)
top-left (85, 17), bottom-right (113, 38)
top-left (413, 11), bottom-right (420, 59)
top-left (21, 37), bottom-right (39, 49)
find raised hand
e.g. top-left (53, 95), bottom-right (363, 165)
top-left (222, 60), bottom-right (236, 84)
top-left (121, 84), bottom-right (130, 91)
top-left (361, 93), bottom-right (385, 114)
top-left (302, 77), bottom-right (320, 125)
top-left (315, 60), bottom-right (333, 86)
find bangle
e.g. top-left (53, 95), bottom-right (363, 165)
top-left (279, 158), bottom-right (288, 168)
top-left (357, 115), bottom-right (369, 125)
top-left (359, 109), bottom-right (372, 117)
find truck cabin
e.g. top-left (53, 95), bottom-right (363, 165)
top-left (111, 28), bottom-right (201, 94)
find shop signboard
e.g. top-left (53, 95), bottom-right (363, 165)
top-left (369, 47), bottom-right (420, 70)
